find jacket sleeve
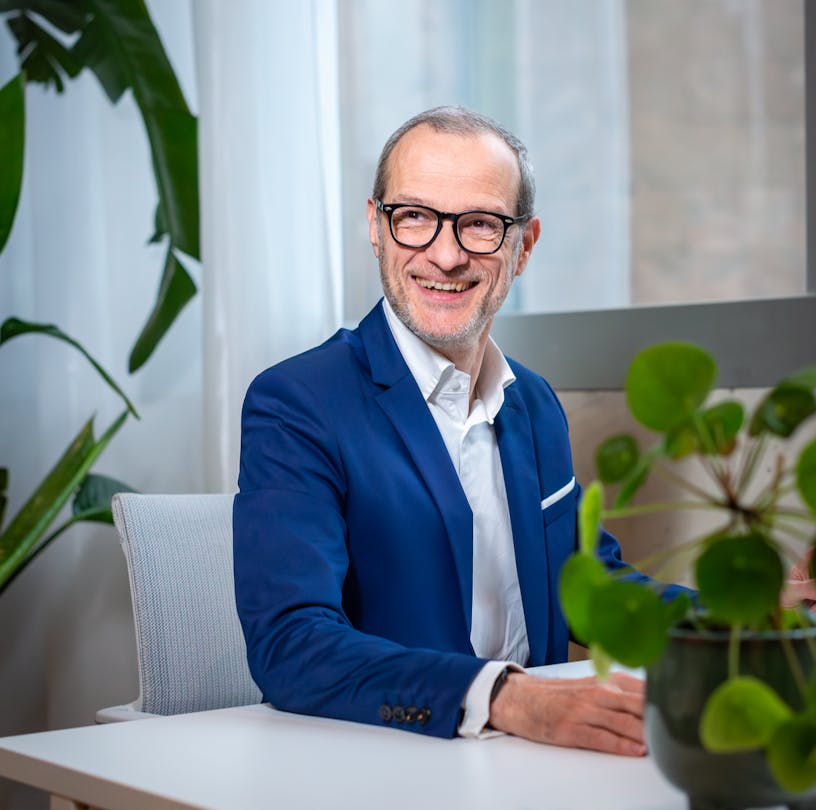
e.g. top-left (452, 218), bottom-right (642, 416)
top-left (233, 366), bottom-right (486, 738)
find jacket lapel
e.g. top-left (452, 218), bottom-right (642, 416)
top-left (494, 385), bottom-right (550, 665)
top-left (358, 304), bottom-right (475, 633)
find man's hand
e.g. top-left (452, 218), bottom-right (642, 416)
top-left (488, 671), bottom-right (647, 756)
top-left (781, 548), bottom-right (816, 609)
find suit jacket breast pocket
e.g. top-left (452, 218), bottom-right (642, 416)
top-left (541, 480), bottom-right (578, 574)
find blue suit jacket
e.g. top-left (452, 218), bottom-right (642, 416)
top-left (234, 302), bottom-right (656, 737)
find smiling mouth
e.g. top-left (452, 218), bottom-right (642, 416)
top-left (414, 277), bottom-right (475, 293)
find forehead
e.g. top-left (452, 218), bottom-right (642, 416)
top-left (385, 125), bottom-right (520, 212)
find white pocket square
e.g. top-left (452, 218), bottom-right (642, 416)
top-left (540, 476), bottom-right (576, 510)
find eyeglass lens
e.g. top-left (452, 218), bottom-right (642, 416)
top-left (390, 206), bottom-right (506, 253)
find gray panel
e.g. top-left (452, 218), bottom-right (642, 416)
top-left (492, 296), bottom-right (816, 390)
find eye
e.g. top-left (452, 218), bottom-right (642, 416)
top-left (392, 207), bottom-right (434, 227)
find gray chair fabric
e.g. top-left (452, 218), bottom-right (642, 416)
top-left (103, 493), bottom-right (261, 718)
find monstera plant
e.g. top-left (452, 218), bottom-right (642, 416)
top-left (560, 342), bottom-right (816, 802)
top-left (0, 0), bottom-right (199, 594)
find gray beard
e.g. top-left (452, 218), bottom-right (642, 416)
top-left (376, 230), bottom-right (521, 354)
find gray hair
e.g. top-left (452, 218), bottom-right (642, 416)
top-left (372, 106), bottom-right (535, 219)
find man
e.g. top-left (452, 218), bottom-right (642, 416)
top-left (234, 106), bottom-right (685, 756)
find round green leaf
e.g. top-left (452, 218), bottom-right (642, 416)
top-left (665, 422), bottom-right (699, 459)
top-left (578, 481), bottom-right (604, 555)
top-left (613, 457), bottom-right (652, 508)
top-left (590, 580), bottom-right (667, 667)
top-left (595, 434), bottom-right (640, 484)
top-left (797, 438), bottom-right (816, 516)
top-left (700, 676), bottom-right (791, 753)
top-left (695, 534), bottom-right (783, 624)
top-left (767, 716), bottom-right (816, 793)
top-left (626, 343), bottom-right (717, 432)
top-left (559, 554), bottom-right (608, 645)
top-left (749, 384), bottom-right (816, 438)
top-left (701, 401), bottom-right (744, 455)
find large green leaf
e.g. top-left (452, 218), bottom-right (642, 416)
top-left (559, 553), bottom-right (608, 645)
top-left (626, 343), bottom-right (717, 432)
top-left (0, 317), bottom-right (139, 418)
top-left (700, 676), bottom-right (791, 752)
top-left (72, 472), bottom-right (136, 522)
top-left (6, 12), bottom-right (82, 92)
top-left (590, 580), bottom-right (667, 667)
top-left (0, 1), bottom-right (87, 33)
top-left (0, 73), bottom-right (24, 253)
top-left (84, 0), bottom-right (199, 259)
top-left (71, 13), bottom-right (128, 102)
top-left (0, 411), bottom-right (127, 593)
top-left (128, 246), bottom-right (196, 372)
top-left (797, 438), bottom-right (816, 516)
top-left (695, 534), bottom-right (783, 624)
top-left (767, 717), bottom-right (816, 793)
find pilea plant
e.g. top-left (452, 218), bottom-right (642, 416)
top-left (560, 342), bottom-right (816, 793)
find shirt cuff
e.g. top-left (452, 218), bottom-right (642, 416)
top-left (458, 661), bottom-right (524, 739)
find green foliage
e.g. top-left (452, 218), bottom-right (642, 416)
top-left (0, 412), bottom-right (127, 594)
top-left (695, 534), bottom-right (784, 624)
top-left (596, 434), bottom-right (639, 484)
top-left (767, 717), bottom-right (816, 793)
top-left (0, 73), bottom-right (24, 253)
top-left (0, 0), bottom-right (193, 594)
top-left (578, 481), bottom-right (603, 555)
top-left (626, 342), bottom-right (717, 432)
top-left (558, 340), bottom-right (816, 792)
top-left (559, 554), bottom-right (608, 645)
top-left (1, 317), bottom-right (139, 417)
top-left (700, 677), bottom-right (791, 752)
top-left (797, 438), bottom-right (816, 515)
top-left (1, 0), bottom-right (200, 371)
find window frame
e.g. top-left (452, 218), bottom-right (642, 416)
top-left (492, 2), bottom-right (816, 390)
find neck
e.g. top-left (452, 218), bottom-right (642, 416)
top-left (431, 326), bottom-right (492, 407)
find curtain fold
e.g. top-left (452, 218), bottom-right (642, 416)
top-left (194, 0), bottom-right (343, 493)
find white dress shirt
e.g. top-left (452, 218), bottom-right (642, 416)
top-left (382, 300), bottom-right (528, 736)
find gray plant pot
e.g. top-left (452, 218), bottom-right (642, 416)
top-left (645, 624), bottom-right (816, 810)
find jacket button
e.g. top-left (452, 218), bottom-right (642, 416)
top-left (393, 705), bottom-right (406, 723)
top-left (379, 704), bottom-right (393, 722)
top-left (418, 707), bottom-right (431, 725)
top-left (405, 705), bottom-right (417, 723)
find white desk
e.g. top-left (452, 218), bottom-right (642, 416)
top-left (0, 662), bottom-right (689, 810)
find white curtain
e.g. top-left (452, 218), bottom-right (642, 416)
top-left (193, 0), bottom-right (343, 493)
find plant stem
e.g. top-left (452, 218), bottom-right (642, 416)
top-left (728, 625), bottom-right (741, 678)
top-left (736, 434), bottom-right (767, 498)
top-left (775, 521), bottom-right (814, 543)
top-left (652, 464), bottom-right (721, 503)
top-left (603, 500), bottom-right (723, 520)
top-left (779, 631), bottom-right (809, 703)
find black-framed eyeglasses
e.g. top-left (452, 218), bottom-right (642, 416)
top-left (374, 199), bottom-right (528, 255)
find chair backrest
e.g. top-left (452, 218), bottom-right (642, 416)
top-left (112, 493), bottom-right (262, 715)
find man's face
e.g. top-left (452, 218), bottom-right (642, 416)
top-left (367, 125), bottom-right (540, 355)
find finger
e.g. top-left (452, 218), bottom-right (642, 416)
top-left (605, 672), bottom-right (645, 694)
top-left (590, 684), bottom-right (644, 718)
top-left (584, 704), bottom-right (645, 743)
top-left (781, 579), bottom-right (816, 608)
top-left (573, 725), bottom-right (647, 757)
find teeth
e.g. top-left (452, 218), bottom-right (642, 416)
top-left (416, 278), bottom-right (472, 292)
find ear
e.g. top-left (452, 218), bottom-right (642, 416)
top-left (367, 198), bottom-right (380, 258)
top-left (513, 216), bottom-right (541, 278)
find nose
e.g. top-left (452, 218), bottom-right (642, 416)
top-left (423, 219), bottom-right (469, 272)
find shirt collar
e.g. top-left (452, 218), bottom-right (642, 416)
top-left (381, 298), bottom-right (516, 422)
